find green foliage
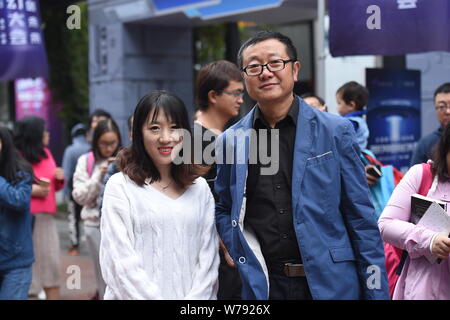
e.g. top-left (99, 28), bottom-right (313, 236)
top-left (194, 24), bottom-right (226, 66)
top-left (41, 1), bottom-right (89, 143)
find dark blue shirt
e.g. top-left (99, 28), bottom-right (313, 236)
top-left (410, 126), bottom-right (443, 166)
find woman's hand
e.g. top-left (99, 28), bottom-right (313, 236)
top-left (431, 233), bottom-right (450, 260)
top-left (365, 164), bottom-right (380, 186)
top-left (54, 167), bottom-right (64, 181)
top-left (100, 157), bottom-right (116, 178)
top-left (32, 184), bottom-right (49, 198)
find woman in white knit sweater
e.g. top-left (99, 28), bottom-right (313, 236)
top-left (100, 90), bottom-right (220, 300)
top-left (72, 118), bottom-right (122, 299)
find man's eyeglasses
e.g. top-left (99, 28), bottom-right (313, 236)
top-left (219, 90), bottom-right (245, 98)
top-left (435, 105), bottom-right (450, 112)
top-left (241, 59), bottom-right (296, 77)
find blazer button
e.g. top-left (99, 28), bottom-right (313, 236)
top-left (232, 220), bottom-right (237, 227)
top-left (238, 257), bottom-right (246, 264)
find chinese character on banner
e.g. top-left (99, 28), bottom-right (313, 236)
top-left (0, 0), bottom-right (48, 80)
top-left (0, 32), bottom-right (7, 45)
top-left (25, 0), bottom-right (36, 12)
top-left (27, 15), bottom-right (37, 28)
top-left (29, 30), bottom-right (40, 44)
top-left (397, 0), bottom-right (417, 10)
top-left (8, 11), bottom-right (24, 26)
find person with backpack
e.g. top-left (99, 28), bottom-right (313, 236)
top-left (0, 126), bottom-right (34, 300)
top-left (378, 123), bottom-right (450, 300)
top-left (72, 118), bottom-right (122, 299)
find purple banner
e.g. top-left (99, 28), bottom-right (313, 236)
top-left (0, 0), bottom-right (48, 80)
top-left (329, 0), bottom-right (450, 57)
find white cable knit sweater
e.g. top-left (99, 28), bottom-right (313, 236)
top-left (99, 173), bottom-right (220, 300)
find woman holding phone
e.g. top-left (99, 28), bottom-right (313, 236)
top-left (72, 118), bottom-right (121, 300)
top-left (14, 116), bottom-right (65, 300)
top-left (0, 126), bottom-right (34, 300)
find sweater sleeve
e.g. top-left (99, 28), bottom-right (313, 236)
top-left (100, 175), bottom-right (163, 300)
top-left (184, 184), bottom-right (219, 300)
top-left (0, 173), bottom-right (32, 212)
top-left (72, 155), bottom-right (103, 207)
top-left (378, 164), bottom-right (437, 259)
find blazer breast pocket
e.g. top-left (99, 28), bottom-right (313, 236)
top-left (306, 151), bottom-right (334, 167)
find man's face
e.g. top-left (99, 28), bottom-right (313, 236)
top-left (435, 92), bottom-right (450, 127)
top-left (241, 38), bottom-right (300, 105)
top-left (91, 115), bottom-right (108, 130)
top-left (213, 80), bottom-right (244, 119)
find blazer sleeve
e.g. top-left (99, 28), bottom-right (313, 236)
top-left (214, 133), bottom-right (234, 253)
top-left (184, 184), bottom-right (220, 299)
top-left (337, 121), bottom-right (390, 300)
top-left (378, 164), bottom-right (437, 260)
top-left (100, 175), bottom-right (163, 300)
top-left (0, 173), bottom-right (32, 212)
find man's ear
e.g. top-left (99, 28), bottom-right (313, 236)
top-left (293, 61), bottom-right (301, 82)
top-left (349, 101), bottom-right (358, 112)
top-left (208, 90), bottom-right (219, 104)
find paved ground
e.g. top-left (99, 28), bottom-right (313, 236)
top-left (30, 212), bottom-right (98, 300)
top-left (56, 216), bottom-right (97, 300)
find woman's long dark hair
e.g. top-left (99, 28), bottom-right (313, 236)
top-left (432, 123), bottom-right (450, 181)
top-left (0, 126), bottom-right (33, 182)
top-left (13, 116), bottom-right (47, 164)
top-left (118, 90), bottom-right (208, 187)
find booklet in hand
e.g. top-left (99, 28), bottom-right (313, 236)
top-left (410, 193), bottom-right (447, 225)
top-left (415, 201), bottom-right (450, 263)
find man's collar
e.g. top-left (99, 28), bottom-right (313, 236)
top-left (253, 95), bottom-right (299, 127)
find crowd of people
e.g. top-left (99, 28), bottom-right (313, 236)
top-left (0, 30), bottom-right (449, 300)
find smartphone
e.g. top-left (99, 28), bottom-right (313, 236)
top-left (366, 166), bottom-right (383, 178)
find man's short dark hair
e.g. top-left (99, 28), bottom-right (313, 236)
top-left (434, 82), bottom-right (450, 100)
top-left (237, 30), bottom-right (298, 69)
top-left (336, 81), bottom-right (369, 111)
top-left (300, 93), bottom-right (325, 106)
top-left (195, 60), bottom-right (242, 111)
top-left (88, 109), bottom-right (111, 128)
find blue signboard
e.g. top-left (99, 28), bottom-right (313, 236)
top-left (329, 0), bottom-right (450, 56)
top-left (152, 0), bottom-right (220, 14)
top-left (0, 0), bottom-right (48, 80)
top-left (366, 69), bottom-right (421, 172)
top-left (195, 0), bottom-right (283, 20)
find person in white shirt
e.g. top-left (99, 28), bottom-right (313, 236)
top-left (100, 90), bottom-right (220, 300)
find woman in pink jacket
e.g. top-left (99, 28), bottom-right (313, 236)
top-left (378, 123), bottom-right (450, 300)
top-left (14, 116), bottom-right (65, 300)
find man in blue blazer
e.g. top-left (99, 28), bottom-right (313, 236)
top-left (214, 31), bottom-right (389, 300)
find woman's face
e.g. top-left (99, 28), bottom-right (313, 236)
top-left (42, 129), bottom-right (49, 146)
top-left (142, 110), bottom-right (183, 169)
top-left (97, 131), bottom-right (119, 159)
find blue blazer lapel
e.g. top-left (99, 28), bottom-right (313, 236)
top-left (292, 98), bottom-right (316, 212)
top-left (234, 107), bottom-right (256, 200)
